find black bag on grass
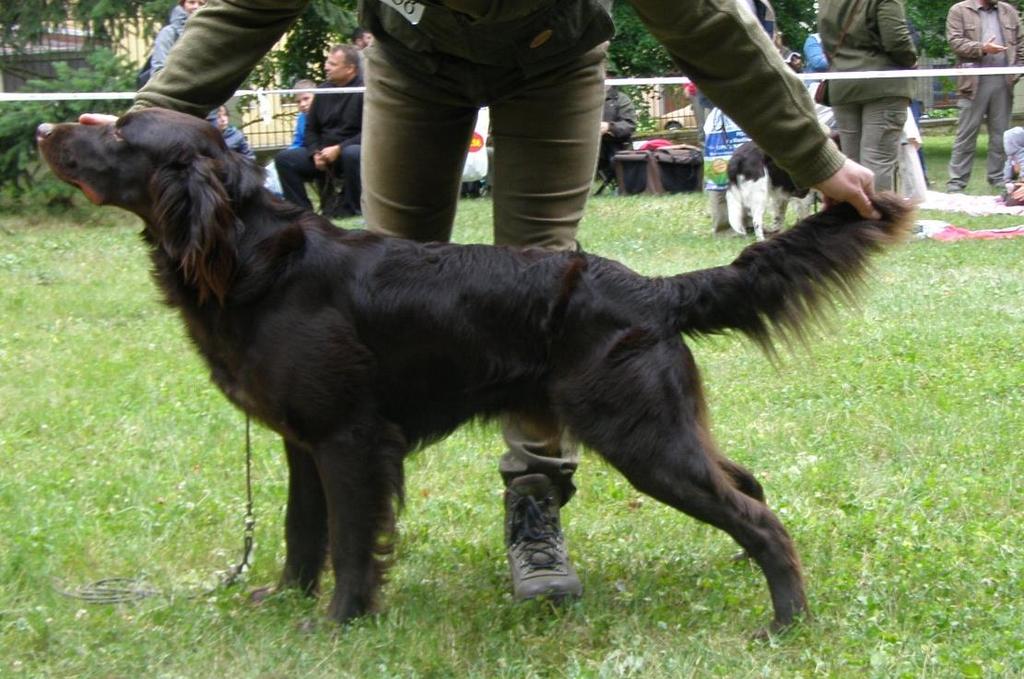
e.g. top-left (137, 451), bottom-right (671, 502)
top-left (612, 145), bottom-right (703, 195)
top-left (612, 150), bottom-right (656, 195)
top-left (652, 145), bottom-right (703, 193)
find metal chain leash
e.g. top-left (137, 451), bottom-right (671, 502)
top-left (56, 415), bottom-right (257, 604)
top-left (218, 415), bottom-right (257, 589)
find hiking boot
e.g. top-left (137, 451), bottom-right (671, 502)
top-left (504, 473), bottom-right (582, 602)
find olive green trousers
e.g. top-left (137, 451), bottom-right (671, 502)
top-left (361, 44), bottom-right (607, 498)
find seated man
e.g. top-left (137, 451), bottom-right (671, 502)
top-left (597, 85), bottom-right (637, 187)
top-left (274, 44), bottom-right (363, 217)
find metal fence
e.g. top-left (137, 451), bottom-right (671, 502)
top-left (0, 29), bottom-right (90, 92)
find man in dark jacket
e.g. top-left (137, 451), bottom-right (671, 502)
top-left (274, 44), bottom-right (363, 216)
top-left (597, 86), bottom-right (637, 186)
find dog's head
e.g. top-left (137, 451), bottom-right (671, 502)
top-left (37, 108), bottom-right (266, 304)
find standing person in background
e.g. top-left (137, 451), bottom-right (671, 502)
top-left (784, 51), bottom-right (804, 73)
top-left (351, 26), bottom-right (375, 50)
top-left (819, 0), bottom-right (918, 192)
top-left (87, 0), bottom-right (879, 611)
top-left (266, 79), bottom-right (316, 197)
top-left (802, 32), bottom-right (830, 73)
top-left (350, 26), bottom-right (374, 73)
top-left (945, 0), bottom-right (1024, 192)
top-left (597, 85), bottom-right (637, 189)
top-left (137, 0), bottom-right (206, 88)
top-left (905, 19), bottom-right (929, 185)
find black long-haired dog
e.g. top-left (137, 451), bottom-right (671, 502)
top-left (37, 108), bottom-right (912, 634)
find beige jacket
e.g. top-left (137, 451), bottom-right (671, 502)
top-left (947, 0), bottom-right (1024, 99)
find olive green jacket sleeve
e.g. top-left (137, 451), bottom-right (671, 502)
top-left (629, 0), bottom-right (845, 188)
top-left (133, 0), bottom-right (310, 117)
top-left (137, 0), bottom-right (845, 188)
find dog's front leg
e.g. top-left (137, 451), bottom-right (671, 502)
top-left (725, 185), bottom-right (748, 236)
top-left (747, 176), bottom-right (769, 240)
top-left (311, 434), bottom-right (400, 624)
top-left (769, 188), bottom-right (788, 234)
top-left (794, 191), bottom-right (817, 221)
top-left (279, 438), bottom-right (328, 595)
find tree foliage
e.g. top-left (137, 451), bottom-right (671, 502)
top-left (4, 0), bottom-right (359, 80)
top-left (247, 0), bottom-right (358, 89)
top-left (2, 0), bottom-right (996, 80)
top-left (3, 1), bottom-right (174, 50)
top-left (903, 1), bottom-right (965, 59)
top-left (605, 0), bottom-right (975, 71)
top-left (1, 0), bottom-right (359, 200)
top-left (607, 2), bottom-right (674, 77)
top-left (0, 48), bottom-right (134, 204)
top-left (766, 0), bottom-right (818, 54)
top-left (0, 0), bottom-right (1001, 202)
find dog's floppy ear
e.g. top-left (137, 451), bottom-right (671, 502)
top-left (151, 156), bottom-right (237, 305)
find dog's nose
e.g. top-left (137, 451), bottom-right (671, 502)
top-left (36, 123), bottom-right (54, 143)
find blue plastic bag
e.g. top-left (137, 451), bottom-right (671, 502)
top-left (702, 108), bottom-right (750, 192)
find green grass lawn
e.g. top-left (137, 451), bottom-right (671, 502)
top-left (1, 185), bottom-right (1023, 677)
top-left (920, 132), bottom-right (1002, 196)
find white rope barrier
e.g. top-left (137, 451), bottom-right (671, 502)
top-left (609, 65), bottom-right (1024, 87)
top-left (3, 66), bottom-right (1024, 103)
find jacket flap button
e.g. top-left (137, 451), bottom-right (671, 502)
top-left (529, 29), bottom-right (553, 49)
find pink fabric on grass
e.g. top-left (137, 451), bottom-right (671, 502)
top-left (927, 225), bottom-right (1024, 241)
top-left (637, 139), bottom-right (675, 152)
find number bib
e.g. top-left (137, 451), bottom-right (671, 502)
top-left (382, 0), bottom-right (425, 25)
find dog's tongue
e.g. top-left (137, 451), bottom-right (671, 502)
top-left (76, 181), bottom-right (103, 205)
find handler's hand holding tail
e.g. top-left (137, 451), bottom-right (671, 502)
top-left (814, 159), bottom-right (880, 220)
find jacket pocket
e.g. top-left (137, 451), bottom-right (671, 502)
top-left (1002, 22), bottom-right (1018, 49)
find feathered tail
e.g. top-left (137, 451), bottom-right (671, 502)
top-left (671, 193), bottom-right (914, 353)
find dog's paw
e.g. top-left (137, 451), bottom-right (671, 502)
top-left (295, 617), bottom-right (319, 634)
top-left (248, 585), bottom-right (278, 605)
top-left (750, 611), bottom-right (809, 642)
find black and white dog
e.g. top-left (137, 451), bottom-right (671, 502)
top-left (726, 141), bottom-right (819, 241)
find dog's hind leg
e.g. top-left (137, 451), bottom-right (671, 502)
top-left (280, 438), bottom-right (329, 595)
top-left (768, 186), bottom-right (788, 234)
top-left (618, 434), bottom-right (805, 632)
top-left (743, 175), bottom-right (770, 240)
top-left (725, 184), bottom-right (748, 236)
top-left (311, 424), bottom-right (406, 624)
top-left (793, 191), bottom-right (817, 221)
top-left (609, 431), bottom-right (805, 632)
top-left (562, 338), bottom-right (805, 632)
top-left (715, 455), bottom-right (766, 504)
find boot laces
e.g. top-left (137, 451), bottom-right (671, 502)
top-left (510, 495), bottom-right (563, 571)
